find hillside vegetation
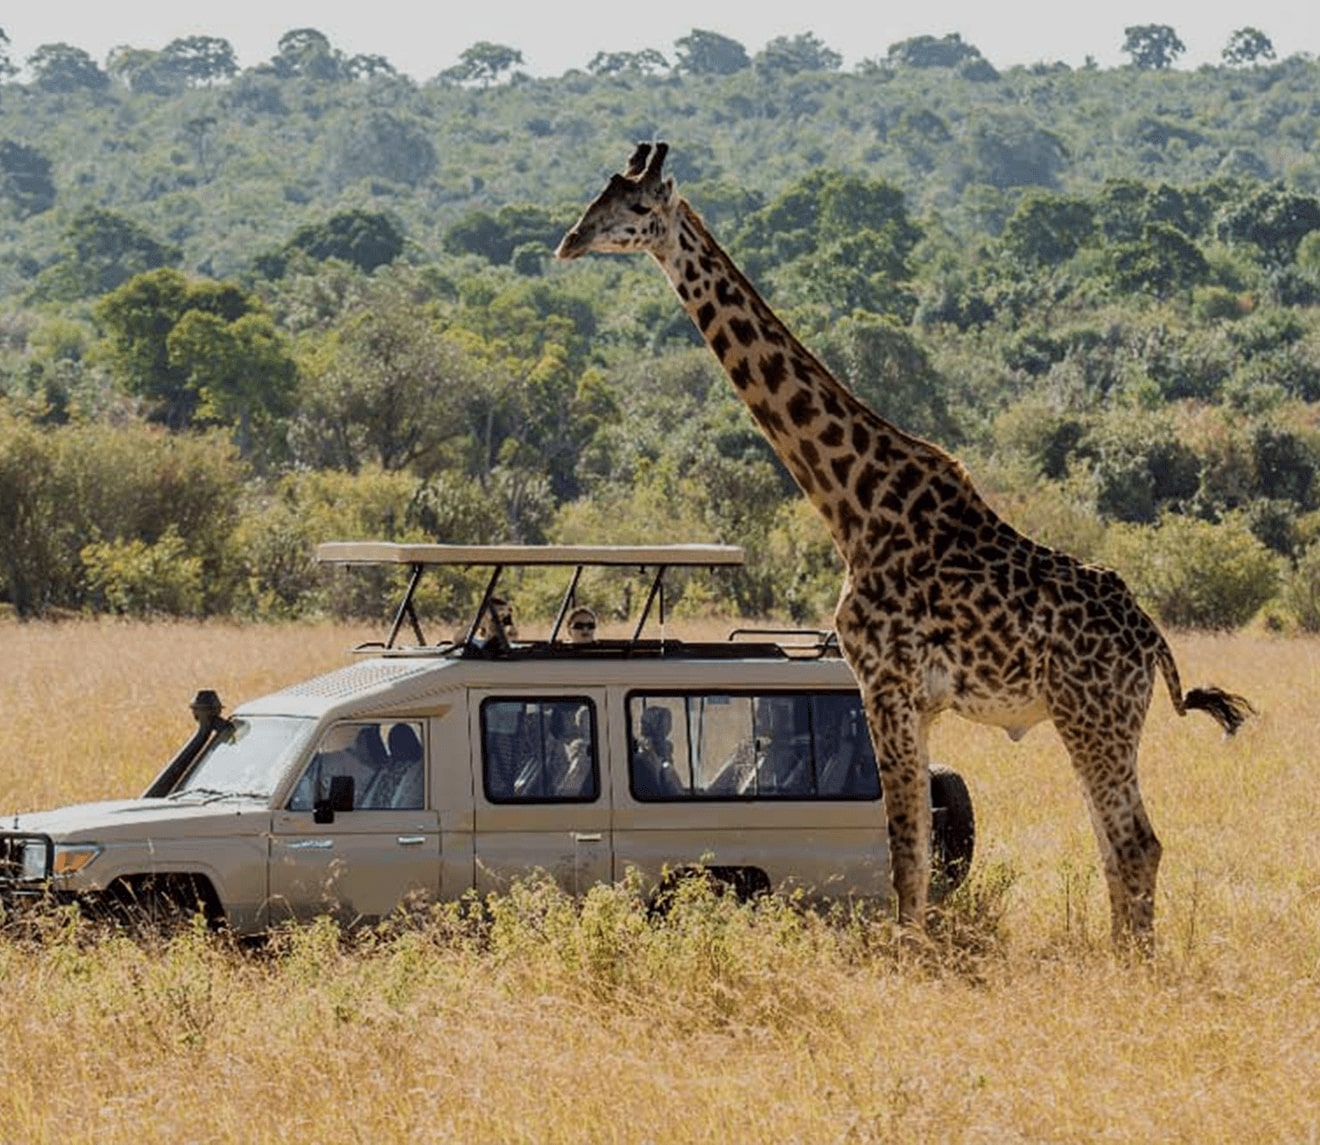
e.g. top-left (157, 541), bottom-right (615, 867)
top-left (2, 26), bottom-right (1319, 630)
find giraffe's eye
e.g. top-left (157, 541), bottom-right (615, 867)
top-left (628, 204), bottom-right (650, 216)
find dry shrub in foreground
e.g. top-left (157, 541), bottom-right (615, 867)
top-left (2, 622), bottom-right (1319, 1142)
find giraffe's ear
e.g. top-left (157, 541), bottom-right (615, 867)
top-left (659, 176), bottom-right (677, 204)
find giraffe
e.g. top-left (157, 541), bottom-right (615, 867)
top-left (556, 142), bottom-right (1254, 947)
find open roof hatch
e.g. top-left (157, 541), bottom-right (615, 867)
top-left (315, 542), bottom-right (745, 653)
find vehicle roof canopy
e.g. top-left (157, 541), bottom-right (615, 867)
top-left (316, 542), bottom-right (745, 568)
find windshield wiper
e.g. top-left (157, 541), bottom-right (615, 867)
top-left (169, 786), bottom-right (269, 803)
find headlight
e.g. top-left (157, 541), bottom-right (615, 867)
top-left (19, 840), bottom-right (51, 881)
top-left (51, 844), bottom-right (102, 878)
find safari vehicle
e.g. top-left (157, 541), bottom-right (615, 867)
top-left (0, 543), bottom-right (974, 932)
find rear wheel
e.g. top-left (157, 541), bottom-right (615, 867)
top-left (930, 764), bottom-right (975, 895)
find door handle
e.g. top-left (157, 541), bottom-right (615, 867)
top-left (573, 832), bottom-right (603, 843)
top-left (397, 835), bottom-right (427, 846)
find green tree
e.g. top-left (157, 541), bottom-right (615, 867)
top-left (271, 28), bottom-right (344, 80)
top-left (885, 33), bottom-right (983, 69)
top-left (27, 42), bottom-right (110, 92)
top-left (673, 29), bottom-right (750, 75)
top-left (960, 112), bottom-right (1068, 190)
top-left (586, 49), bottom-right (668, 76)
top-left (1001, 191), bottom-right (1096, 265)
top-left (0, 27), bottom-right (15, 81)
top-left (754, 33), bottom-right (842, 77)
top-left (445, 42), bottom-right (524, 85)
top-left (0, 139), bottom-right (56, 217)
top-left (106, 47), bottom-right (182, 94)
top-left (1121, 25), bottom-right (1186, 70)
top-left (95, 268), bottom-right (295, 442)
top-left (37, 207), bottom-right (180, 299)
top-left (1217, 185), bottom-right (1320, 268)
top-left (816, 315), bottom-right (959, 444)
top-left (443, 204), bottom-right (565, 265)
top-left (256, 208), bottom-right (406, 278)
top-left (291, 290), bottom-right (477, 475)
top-left (161, 35), bottom-right (239, 85)
top-left (328, 111), bottom-right (437, 188)
top-left (166, 309), bottom-right (297, 458)
top-left (1222, 27), bottom-right (1275, 66)
top-left (1107, 222), bottom-right (1210, 296)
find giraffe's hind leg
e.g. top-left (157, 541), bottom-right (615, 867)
top-left (1055, 719), bottom-right (1162, 948)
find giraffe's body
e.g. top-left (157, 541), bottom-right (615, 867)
top-left (557, 143), bottom-right (1252, 945)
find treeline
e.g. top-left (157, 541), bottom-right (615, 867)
top-left (1, 31), bottom-right (1319, 631)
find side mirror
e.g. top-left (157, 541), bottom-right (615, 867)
top-left (313, 775), bottom-right (355, 824)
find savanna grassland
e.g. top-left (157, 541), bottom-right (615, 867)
top-left (1, 619), bottom-right (1318, 1144)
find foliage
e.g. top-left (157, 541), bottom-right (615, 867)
top-left (1121, 25), bottom-right (1186, 70)
top-left (0, 412), bottom-right (244, 616)
top-left (256, 209), bottom-right (406, 278)
top-left (442, 42), bottom-right (524, 86)
top-left (1222, 28), bottom-right (1276, 67)
top-left (885, 33), bottom-right (985, 70)
top-left (1, 44), bottom-right (1320, 626)
top-left (673, 29), bottom-right (750, 75)
top-left (0, 140), bottom-right (55, 218)
top-left (35, 208), bottom-right (181, 300)
top-left (94, 269), bottom-right (297, 446)
top-left (81, 528), bottom-right (205, 617)
top-left (26, 42), bottom-right (109, 92)
top-left (1102, 513), bottom-right (1278, 629)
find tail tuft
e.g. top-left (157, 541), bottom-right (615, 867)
top-left (1184, 687), bottom-right (1256, 736)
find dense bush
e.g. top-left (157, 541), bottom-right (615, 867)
top-left (1102, 513), bottom-right (1279, 629)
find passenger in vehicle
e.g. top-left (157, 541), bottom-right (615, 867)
top-left (474, 596), bottom-right (518, 652)
top-left (632, 706), bottom-right (684, 798)
top-left (565, 607), bottom-right (598, 644)
top-left (379, 723), bottom-right (424, 809)
top-left (749, 699), bottom-right (810, 795)
top-left (549, 705), bottom-right (593, 797)
top-left (289, 723), bottom-right (387, 811)
top-left (816, 714), bottom-right (869, 797)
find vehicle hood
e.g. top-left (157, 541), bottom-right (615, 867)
top-left (7, 796), bottom-right (270, 841)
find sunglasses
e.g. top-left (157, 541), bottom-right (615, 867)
top-left (571, 622), bottom-right (596, 631)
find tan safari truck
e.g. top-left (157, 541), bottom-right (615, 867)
top-left (0, 543), bottom-right (974, 933)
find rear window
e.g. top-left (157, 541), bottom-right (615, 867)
top-left (627, 691), bottom-right (880, 801)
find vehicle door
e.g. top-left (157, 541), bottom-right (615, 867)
top-left (471, 692), bottom-right (610, 896)
top-left (614, 691), bottom-right (889, 898)
top-left (268, 719), bottom-right (440, 925)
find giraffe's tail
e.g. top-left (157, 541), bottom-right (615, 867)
top-left (1155, 636), bottom-right (1256, 736)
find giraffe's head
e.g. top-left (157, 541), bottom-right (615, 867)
top-left (555, 142), bottom-right (677, 261)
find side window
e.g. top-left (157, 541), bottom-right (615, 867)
top-left (627, 692), bottom-right (880, 801)
top-left (482, 698), bottom-right (598, 803)
top-left (811, 695), bottom-right (880, 799)
top-left (287, 721), bottom-right (426, 811)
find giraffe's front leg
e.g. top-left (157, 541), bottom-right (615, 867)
top-left (862, 692), bottom-right (933, 929)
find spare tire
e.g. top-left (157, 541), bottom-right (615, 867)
top-left (930, 763), bottom-right (975, 893)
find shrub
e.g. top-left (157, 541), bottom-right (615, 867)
top-left (80, 528), bottom-right (204, 617)
top-left (1280, 542), bottom-right (1320, 632)
top-left (1101, 512), bottom-right (1279, 629)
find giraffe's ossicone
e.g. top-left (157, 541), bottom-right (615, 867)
top-left (558, 142), bottom-right (1254, 948)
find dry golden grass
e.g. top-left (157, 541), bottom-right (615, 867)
top-left (1, 619), bottom-right (1318, 1144)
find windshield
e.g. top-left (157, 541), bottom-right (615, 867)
top-left (176, 716), bottom-right (314, 800)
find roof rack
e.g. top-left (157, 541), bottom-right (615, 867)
top-left (316, 541), bottom-right (745, 653)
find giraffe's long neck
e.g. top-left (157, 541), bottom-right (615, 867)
top-left (656, 201), bottom-right (970, 565)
